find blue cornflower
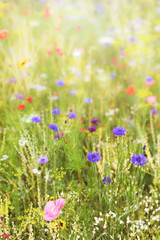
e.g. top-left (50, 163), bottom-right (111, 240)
top-left (31, 116), bottom-right (41, 123)
top-left (49, 123), bottom-right (58, 132)
top-left (113, 127), bottom-right (127, 136)
top-left (143, 145), bottom-right (146, 150)
top-left (70, 89), bottom-right (78, 96)
top-left (52, 108), bottom-right (61, 115)
top-left (110, 72), bottom-right (116, 79)
top-left (131, 154), bottom-right (147, 166)
top-left (38, 156), bottom-right (48, 164)
top-left (84, 98), bottom-right (93, 104)
top-left (69, 112), bottom-right (76, 119)
top-left (87, 152), bottom-right (101, 162)
top-left (56, 79), bottom-right (65, 86)
top-left (102, 176), bottom-right (112, 184)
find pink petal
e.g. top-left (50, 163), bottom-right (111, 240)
top-left (43, 198), bottom-right (65, 221)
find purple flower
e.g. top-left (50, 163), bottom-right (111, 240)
top-left (102, 176), bottom-right (112, 184)
top-left (70, 89), bottom-right (78, 95)
top-left (131, 154), bottom-right (147, 166)
top-left (113, 127), bottom-right (127, 136)
top-left (31, 116), bottom-right (41, 123)
top-left (84, 98), bottom-right (93, 104)
top-left (90, 118), bottom-right (99, 125)
top-left (87, 152), bottom-right (101, 162)
top-left (8, 49), bottom-right (12, 54)
top-left (146, 76), bottom-right (153, 82)
top-left (38, 156), bottom-right (48, 164)
top-left (110, 72), bottom-right (116, 79)
top-left (49, 123), bottom-right (58, 132)
top-left (9, 78), bottom-right (16, 83)
top-left (105, 42), bottom-right (111, 46)
top-left (16, 94), bottom-right (24, 100)
top-left (143, 145), bottom-right (146, 150)
top-left (129, 37), bottom-right (137, 42)
top-left (69, 112), bottom-right (76, 119)
top-left (88, 126), bottom-right (96, 133)
top-left (55, 132), bottom-right (64, 140)
top-left (151, 109), bottom-right (158, 115)
top-left (52, 108), bottom-right (61, 115)
top-left (56, 79), bottom-right (65, 86)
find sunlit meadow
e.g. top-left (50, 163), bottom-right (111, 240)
top-left (1, 0), bottom-right (160, 239)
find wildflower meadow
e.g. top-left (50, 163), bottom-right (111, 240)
top-left (1, 0), bottom-right (160, 239)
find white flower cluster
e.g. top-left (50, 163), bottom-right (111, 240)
top-left (105, 108), bottom-right (119, 116)
top-left (19, 139), bottom-right (27, 147)
top-left (32, 169), bottom-right (41, 175)
top-left (0, 155), bottom-right (8, 161)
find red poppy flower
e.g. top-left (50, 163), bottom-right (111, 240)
top-left (22, 9), bottom-right (29, 15)
top-left (26, 97), bottom-right (32, 103)
top-left (125, 86), bottom-right (135, 95)
top-left (158, 125), bottom-right (160, 128)
top-left (78, 119), bottom-right (83, 123)
top-left (112, 58), bottom-right (117, 63)
top-left (0, 30), bottom-right (8, 40)
top-left (80, 128), bottom-right (84, 131)
top-left (18, 105), bottom-right (25, 110)
top-left (44, 8), bottom-right (50, 18)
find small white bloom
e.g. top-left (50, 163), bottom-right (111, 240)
top-left (0, 155), bottom-right (8, 161)
top-left (32, 169), bottom-right (41, 174)
top-left (19, 139), bottom-right (27, 147)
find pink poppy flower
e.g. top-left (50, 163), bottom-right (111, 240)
top-left (76, 25), bottom-right (82, 30)
top-left (146, 96), bottom-right (157, 104)
top-left (48, 50), bottom-right (53, 55)
top-left (43, 198), bottom-right (65, 221)
top-left (56, 48), bottom-right (61, 52)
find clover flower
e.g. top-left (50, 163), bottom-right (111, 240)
top-left (87, 152), bottom-right (101, 162)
